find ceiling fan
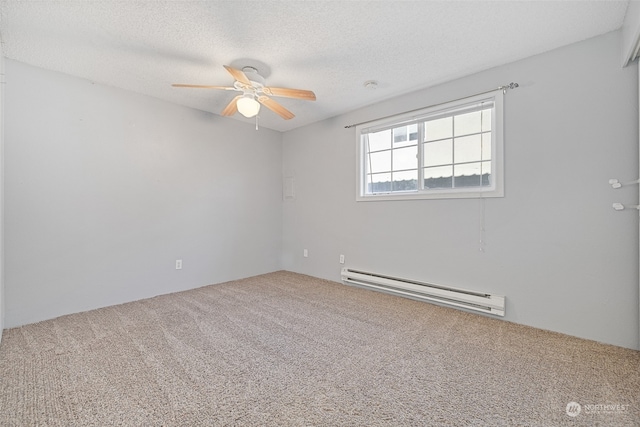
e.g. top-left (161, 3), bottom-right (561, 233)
top-left (172, 65), bottom-right (316, 120)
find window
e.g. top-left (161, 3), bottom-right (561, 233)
top-left (357, 92), bottom-right (504, 201)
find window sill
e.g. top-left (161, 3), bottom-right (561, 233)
top-left (356, 187), bottom-right (504, 201)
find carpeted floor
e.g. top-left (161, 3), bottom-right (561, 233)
top-left (0, 271), bottom-right (638, 426)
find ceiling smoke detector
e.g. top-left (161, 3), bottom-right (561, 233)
top-left (363, 80), bottom-right (378, 90)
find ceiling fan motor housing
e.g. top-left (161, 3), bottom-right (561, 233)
top-left (242, 66), bottom-right (266, 88)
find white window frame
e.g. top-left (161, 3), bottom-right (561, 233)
top-left (356, 91), bottom-right (504, 201)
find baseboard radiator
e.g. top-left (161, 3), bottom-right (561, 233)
top-left (341, 268), bottom-right (505, 317)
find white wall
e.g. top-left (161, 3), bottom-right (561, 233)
top-left (2, 31), bottom-right (637, 351)
top-left (0, 40), bottom-right (4, 342)
top-left (282, 31), bottom-right (640, 350)
top-left (4, 60), bottom-right (283, 327)
top-left (622, 0), bottom-right (640, 66)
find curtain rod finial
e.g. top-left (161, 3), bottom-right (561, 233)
top-left (501, 82), bottom-right (519, 93)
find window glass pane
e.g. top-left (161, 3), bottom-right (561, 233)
top-left (481, 109), bottom-right (491, 131)
top-left (393, 124), bottom-right (418, 148)
top-left (425, 117), bottom-right (453, 141)
top-left (408, 123), bottom-right (418, 141)
top-left (454, 111), bottom-right (482, 136)
top-left (424, 166), bottom-right (453, 189)
top-left (392, 145), bottom-right (417, 171)
top-left (392, 170), bottom-right (418, 191)
top-left (393, 127), bottom-right (407, 143)
top-left (368, 150), bottom-right (391, 174)
top-left (454, 162), bottom-right (483, 188)
top-left (482, 133), bottom-right (492, 160)
top-left (368, 129), bottom-right (391, 152)
top-left (454, 134), bottom-right (482, 164)
top-left (481, 161), bottom-right (491, 186)
top-left (368, 173), bottom-right (391, 193)
top-left (424, 139), bottom-right (452, 167)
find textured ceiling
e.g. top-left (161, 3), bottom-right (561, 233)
top-left (0, 1), bottom-right (631, 132)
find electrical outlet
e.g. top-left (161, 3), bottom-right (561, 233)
top-left (303, 249), bottom-right (308, 258)
top-left (176, 259), bottom-right (182, 270)
top-left (339, 254), bottom-right (345, 264)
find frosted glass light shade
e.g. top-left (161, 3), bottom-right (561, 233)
top-left (237, 96), bottom-right (260, 118)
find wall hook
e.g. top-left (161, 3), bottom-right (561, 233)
top-left (613, 203), bottom-right (640, 211)
top-left (609, 178), bottom-right (640, 189)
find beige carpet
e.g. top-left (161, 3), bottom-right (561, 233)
top-left (0, 271), bottom-right (638, 426)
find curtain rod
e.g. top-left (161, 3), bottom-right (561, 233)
top-left (344, 82), bottom-right (519, 129)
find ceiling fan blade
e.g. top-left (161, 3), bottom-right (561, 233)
top-left (262, 87), bottom-right (316, 101)
top-left (172, 84), bottom-right (236, 90)
top-left (222, 95), bottom-right (242, 116)
top-left (257, 95), bottom-right (295, 120)
top-left (223, 65), bottom-right (252, 86)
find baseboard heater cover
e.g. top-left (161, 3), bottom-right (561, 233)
top-left (341, 268), bottom-right (505, 316)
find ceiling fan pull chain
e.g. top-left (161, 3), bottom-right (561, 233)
top-left (255, 114), bottom-right (259, 131)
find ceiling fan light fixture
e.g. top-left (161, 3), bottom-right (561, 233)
top-left (237, 94), bottom-right (260, 118)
